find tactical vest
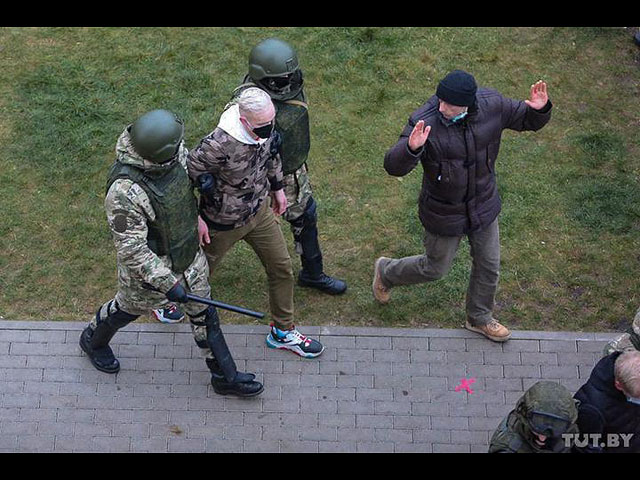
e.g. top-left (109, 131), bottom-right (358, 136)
top-left (234, 81), bottom-right (311, 175)
top-left (106, 161), bottom-right (200, 274)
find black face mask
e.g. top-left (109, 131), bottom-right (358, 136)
top-left (252, 122), bottom-right (273, 139)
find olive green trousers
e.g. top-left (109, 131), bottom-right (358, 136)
top-left (202, 200), bottom-right (295, 330)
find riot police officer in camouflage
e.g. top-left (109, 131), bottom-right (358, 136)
top-left (232, 37), bottom-right (347, 295)
top-left (488, 381), bottom-right (579, 453)
top-left (80, 109), bottom-right (263, 397)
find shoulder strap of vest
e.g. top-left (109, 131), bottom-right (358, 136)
top-left (107, 162), bottom-right (168, 199)
top-left (224, 82), bottom-right (258, 113)
top-left (283, 99), bottom-right (309, 109)
top-left (234, 81), bottom-right (309, 109)
top-left (231, 82), bottom-right (258, 100)
top-left (235, 81), bottom-right (258, 90)
top-left (106, 162), bottom-right (145, 195)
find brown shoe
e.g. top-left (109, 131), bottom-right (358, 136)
top-left (372, 257), bottom-right (391, 305)
top-left (464, 318), bottom-right (511, 342)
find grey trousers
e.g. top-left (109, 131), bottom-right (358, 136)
top-left (379, 219), bottom-right (500, 326)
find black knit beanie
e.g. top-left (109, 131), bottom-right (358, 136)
top-left (436, 70), bottom-right (477, 107)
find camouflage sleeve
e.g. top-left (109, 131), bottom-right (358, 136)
top-left (105, 179), bottom-right (178, 294)
top-left (186, 136), bottom-right (223, 184)
top-left (177, 143), bottom-right (190, 177)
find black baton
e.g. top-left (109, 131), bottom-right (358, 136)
top-left (185, 293), bottom-right (265, 319)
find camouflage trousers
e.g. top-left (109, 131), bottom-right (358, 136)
top-left (91, 248), bottom-right (221, 362)
top-left (282, 163), bottom-right (313, 255)
top-left (603, 305), bottom-right (640, 356)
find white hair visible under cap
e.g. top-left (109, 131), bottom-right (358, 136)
top-left (237, 87), bottom-right (273, 117)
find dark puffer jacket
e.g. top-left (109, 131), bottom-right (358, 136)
top-left (573, 352), bottom-right (640, 453)
top-left (384, 88), bottom-right (552, 236)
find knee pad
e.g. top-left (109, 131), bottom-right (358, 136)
top-left (189, 306), bottom-right (221, 348)
top-left (291, 197), bottom-right (318, 245)
top-left (191, 305), bottom-right (237, 382)
top-left (289, 211), bottom-right (305, 237)
top-left (190, 307), bottom-right (212, 348)
top-left (200, 305), bottom-right (220, 331)
top-left (190, 306), bottom-right (210, 324)
top-left (301, 196), bottom-right (318, 229)
top-left (290, 197), bottom-right (317, 231)
top-left (96, 300), bottom-right (138, 330)
top-left (189, 305), bottom-right (220, 328)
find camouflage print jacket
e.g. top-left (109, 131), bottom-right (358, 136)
top-left (105, 128), bottom-right (191, 295)
top-left (187, 111), bottom-right (284, 231)
top-left (489, 381), bottom-right (579, 453)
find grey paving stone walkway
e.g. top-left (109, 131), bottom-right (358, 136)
top-left (0, 320), bottom-right (618, 453)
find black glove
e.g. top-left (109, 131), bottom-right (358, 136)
top-left (166, 282), bottom-right (189, 303)
top-left (197, 174), bottom-right (216, 196)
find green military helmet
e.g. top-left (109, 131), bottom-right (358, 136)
top-left (248, 38), bottom-right (303, 101)
top-left (515, 381), bottom-right (578, 451)
top-left (130, 109), bottom-right (184, 163)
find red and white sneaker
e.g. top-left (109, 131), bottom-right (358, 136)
top-left (152, 304), bottom-right (185, 324)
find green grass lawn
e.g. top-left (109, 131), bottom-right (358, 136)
top-left (1, 26), bottom-right (639, 333)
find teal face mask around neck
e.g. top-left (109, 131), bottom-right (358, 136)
top-left (627, 395), bottom-right (640, 406)
top-left (450, 111), bottom-right (468, 123)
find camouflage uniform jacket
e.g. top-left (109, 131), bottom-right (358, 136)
top-left (489, 410), bottom-right (577, 453)
top-left (603, 305), bottom-right (640, 356)
top-left (105, 128), bottom-right (192, 295)
top-left (489, 381), bottom-right (579, 453)
top-left (187, 123), bottom-right (284, 231)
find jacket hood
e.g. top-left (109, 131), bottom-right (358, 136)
top-left (218, 104), bottom-right (269, 146)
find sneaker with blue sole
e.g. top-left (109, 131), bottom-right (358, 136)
top-left (266, 324), bottom-right (324, 358)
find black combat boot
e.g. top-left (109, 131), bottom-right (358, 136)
top-left (298, 269), bottom-right (347, 295)
top-left (79, 302), bottom-right (138, 374)
top-left (206, 358), bottom-right (264, 397)
top-left (79, 324), bottom-right (120, 374)
top-left (201, 306), bottom-right (263, 397)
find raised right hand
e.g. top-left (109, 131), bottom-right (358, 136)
top-left (408, 120), bottom-right (431, 152)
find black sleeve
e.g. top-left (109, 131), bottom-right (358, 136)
top-left (573, 404), bottom-right (606, 453)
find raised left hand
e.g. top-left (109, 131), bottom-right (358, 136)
top-left (525, 80), bottom-right (549, 110)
